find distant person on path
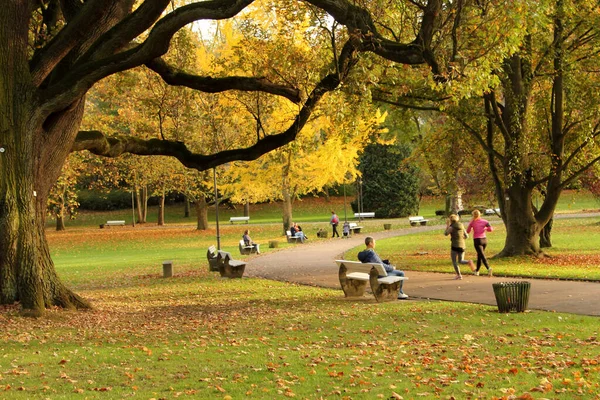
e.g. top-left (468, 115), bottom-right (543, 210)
top-left (357, 236), bottom-right (408, 299)
top-left (242, 229), bottom-right (260, 254)
top-left (444, 214), bottom-right (475, 280)
top-left (330, 211), bottom-right (340, 238)
top-left (290, 222), bottom-right (307, 243)
top-left (466, 210), bottom-right (493, 276)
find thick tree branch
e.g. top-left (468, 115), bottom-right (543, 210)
top-left (305, 0), bottom-right (443, 75)
top-left (30, 0), bottom-right (127, 86)
top-left (145, 58), bottom-right (301, 104)
top-left (38, 0), bottom-right (254, 115)
top-left (72, 38), bottom-right (362, 171)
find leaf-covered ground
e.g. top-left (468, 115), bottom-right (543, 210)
top-left (1, 268), bottom-right (599, 399)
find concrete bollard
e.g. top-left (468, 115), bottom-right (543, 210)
top-left (162, 260), bottom-right (173, 278)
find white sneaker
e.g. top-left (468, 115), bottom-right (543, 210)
top-left (474, 271), bottom-right (479, 276)
top-left (398, 293), bottom-right (409, 300)
top-left (454, 275), bottom-right (462, 280)
top-left (488, 268), bottom-right (493, 277)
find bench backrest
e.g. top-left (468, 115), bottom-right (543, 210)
top-left (408, 216), bottom-right (424, 221)
top-left (335, 260), bottom-right (387, 276)
top-left (207, 245), bottom-right (217, 258)
top-left (354, 212), bottom-right (375, 217)
top-left (349, 223), bottom-right (358, 228)
top-left (286, 230), bottom-right (292, 237)
top-left (230, 216), bottom-right (249, 220)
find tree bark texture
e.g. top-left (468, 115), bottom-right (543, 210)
top-left (0, 3), bottom-right (89, 312)
top-left (195, 196), bottom-right (209, 230)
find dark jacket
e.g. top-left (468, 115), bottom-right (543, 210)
top-left (357, 248), bottom-right (394, 273)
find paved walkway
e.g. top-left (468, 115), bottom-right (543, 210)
top-left (245, 224), bottom-right (600, 316)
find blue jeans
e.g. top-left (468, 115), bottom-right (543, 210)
top-left (386, 270), bottom-right (405, 294)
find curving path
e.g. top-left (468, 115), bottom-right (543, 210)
top-left (246, 223), bottom-right (600, 316)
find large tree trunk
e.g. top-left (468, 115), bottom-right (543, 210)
top-left (497, 185), bottom-right (542, 256)
top-left (195, 196), bottom-right (209, 230)
top-left (0, 7), bottom-right (89, 314)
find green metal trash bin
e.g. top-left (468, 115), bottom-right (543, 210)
top-left (492, 281), bottom-right (531, 313)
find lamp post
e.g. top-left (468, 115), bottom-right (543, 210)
top-left (343, 180), bottom-right (347, 223)
top-left (213, 168), bottom-right (221, 250)
top-left (357, 177), bottom-right (363, 222)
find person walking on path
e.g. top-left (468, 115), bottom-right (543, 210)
top-left (466, 209), bottom-right (493, 276)
top-left (444, 214), bottom-right (475, 280)
top-left (357, 236), bottom-right (408, 299)
top-left (330, 211), bottom-right (340, 238)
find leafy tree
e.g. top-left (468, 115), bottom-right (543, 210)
top-left (373, 1), bottom-right (600, 256)
top-left (0, 0), bottom-right (452, 315)
top-left (353, 143), bottom-right (419, 218)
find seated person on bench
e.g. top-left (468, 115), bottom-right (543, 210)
top-left (242, 229), bottom-right (260, 254)
top-left (357, 236), bottom-right (408, 299)
top-left (290, 222), bottom-right (307, 243)
top-left (342, 221), bottom-right (350, 237)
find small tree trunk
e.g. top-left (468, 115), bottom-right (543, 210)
top-left (184, 196), bottom-right (190, 218)
top-left (135, 184), bottom-right (143, 223)
top-left (157, 187), bottom-right (165, 226)
top-left (141, 186), bottom-right (148, 223)
top-left (195, 196), bottom-right (209, 230)
top-left (56, 213), bottom-right (65, 231)
top-left (244, 201), bottom-right (249, 217)
top-left (282, 181), bottom-right (293, 234)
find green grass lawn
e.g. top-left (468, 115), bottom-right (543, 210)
top-left (2, 191), bottom-right (599, 398)
top-left (2, 269), bottom-right (599, 399)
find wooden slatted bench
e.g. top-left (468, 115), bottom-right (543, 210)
top-left (408, 216), bottom-right (429, 226)
top-left (100, 220), bottom-right (126, 228)
top-left (207, 245), bottom-right (219, 271)
top-left (354, 212), bottom-right (375, 219)
top-left (286, 230), bottom-right (303, 244)
top-left (229, 216), bottom-right (250, 224)
top-left (239, 239), bottom-right (260, 255)
top-left (216, 250), bottom-right (246, 278)
top-left (335, 260), bottom-right (408, 302)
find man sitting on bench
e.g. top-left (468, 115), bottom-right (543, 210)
top-left (357, 236), bottom-right (408, 299)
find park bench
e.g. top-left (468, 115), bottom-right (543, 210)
top-left (239, 239), bottom-right (260, 255)
top-left (216, 250), bottom-right (246, 278)
top-left (229, 216), bottom-right (250, 224)
top-left (484, 208), bottom-right (501, 216)
top-left (408, 216), bottom-right (429, 226)
top-left (336, 260), bottom-right (408, 302)
top-left (348, 222), bottom-right (363, 234)
top-left (207, 245), bottom-right (219, 271)
top-left (99, 220), bottom-right (126, 228)
top-left (286, 230), bottom-right (303, 243)
top-left (354, 212), bottom-right (375, 219)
